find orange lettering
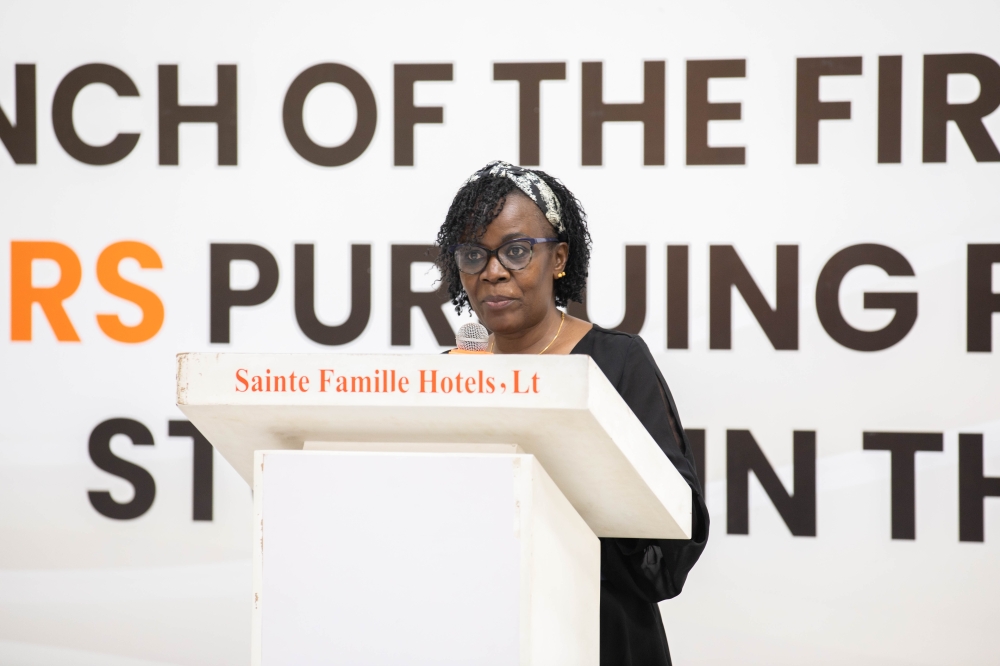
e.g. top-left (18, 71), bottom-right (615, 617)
top-left (420, 370), bottom-right (437, 393)
top-left (10, 241), bottom-right (82, 341)
top-left (320, 369), bottom-right (335, 392)
top-left (513, 370), bottom-right (529, 394)
top-left (236, 368), bottom-right (249, 392)
top-left (96, 241), bottom-right (164, 343)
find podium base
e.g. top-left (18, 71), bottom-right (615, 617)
top-left (252, 449), bottom-right (599, 666)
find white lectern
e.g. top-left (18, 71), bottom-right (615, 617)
top-left (177, 353), bottom-right (692, 666)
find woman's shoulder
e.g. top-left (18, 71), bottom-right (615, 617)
top-left (571, 325), bottom-right (653, 385)
top-left (572, 324), bottom-right (644, 354)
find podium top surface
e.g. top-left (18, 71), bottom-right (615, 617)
top-left (176, 352), bottom-right (691, 539)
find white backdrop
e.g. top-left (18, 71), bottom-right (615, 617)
top-left (2, 1), bottom-right (999, 664)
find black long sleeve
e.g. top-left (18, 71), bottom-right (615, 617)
top-left (571, 326), bottom-right (709, 666)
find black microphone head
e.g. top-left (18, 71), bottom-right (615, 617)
top-left (456, 321), bottom-right (490, 352)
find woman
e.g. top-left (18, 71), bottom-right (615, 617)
top-left (436, 161), bottom-right (710, 666)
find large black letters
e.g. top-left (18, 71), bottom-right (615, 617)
top-left (667, 245), bottom-right (689, 349)
top-left (710, 245), bottom-right (798, 350)
top-left (878, 55), bottom-right (903, 164)
top-left (168, 420), bottom-right (213, 521)
top-left (393, 64), bottom-right (452, 167)
top-left (581, 61), bottom-right (665, 166)
top-left (686, 59), bottom-right (746, 165)
top-left (0, 64), bottom-right (36, 164)
top-left (210, 244), bottom-right (280, 343)
top-left (294, 244), bottom-right (371, 345)
top-left (88, 418), bottom-right (156, 520)
top-left (796, 57), bottom-right (862, 164)
top-left (390, 245), bottom-right (453, 346)
top-left (53, 64), bottom-right (140, 165)
top-left (567, 245), bottom-right (647, 334)
top-left (727, 430), bottom-right (816, 536)
top-left (159, 64), bottom-right (237, 165)
top-left (283, 64), bottom-right (377, 167)
top-left (493, 62), bottom-right (566, 166)
top-left (923, 54), bottom-right (1000, 163)
top-left (967, 244), bottom-right (1000, 352)
top-left (959, 434), bottom-right (1000, 542)
top-left (863, 432), bottom-right (944, 539)
top-left (816, 244), bottom-right (917, 352)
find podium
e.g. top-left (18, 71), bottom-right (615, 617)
top-left (177, 352), bottom-right (692, 666)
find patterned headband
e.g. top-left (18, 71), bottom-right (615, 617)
top-left (464, 160), bottom-right (565, 234)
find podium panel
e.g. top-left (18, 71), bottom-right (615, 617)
top-left (178, 353), bottom-right (692, 539)
top-left (253, 450), bottom-right (599, 666)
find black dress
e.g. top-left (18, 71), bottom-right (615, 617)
top-left (570, 325), bottom-right (710, 666)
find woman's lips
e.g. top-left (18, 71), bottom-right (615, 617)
top-left (481, 296), bottom-right (516, 309)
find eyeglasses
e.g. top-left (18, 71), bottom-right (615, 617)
top-left (451, 237), bottom-right (559, 275)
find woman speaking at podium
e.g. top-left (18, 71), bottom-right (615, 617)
top-left (436, 162), bottom-right (710, 666)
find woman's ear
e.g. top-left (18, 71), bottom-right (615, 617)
top-left (552, 242), bottom-right (569, 277)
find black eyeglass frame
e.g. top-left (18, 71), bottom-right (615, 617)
top-left (450, 237), bottom-right (561, 275)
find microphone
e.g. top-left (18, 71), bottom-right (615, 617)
top-left (455, 321), bottom-right (491, 353)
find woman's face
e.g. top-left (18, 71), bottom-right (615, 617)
top-left (459, 192), bottom-right (569, 335)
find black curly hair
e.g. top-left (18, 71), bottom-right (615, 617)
top-left (435, 166), bottom-right (592, 315)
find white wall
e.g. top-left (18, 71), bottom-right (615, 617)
top-left (1, 1), bottom-right (998, 664)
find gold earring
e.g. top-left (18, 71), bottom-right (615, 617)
top-left (556, 271), bottom-right (567, 279)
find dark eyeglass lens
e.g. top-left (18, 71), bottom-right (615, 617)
top-left (455, 245), bottom-right (487, 273)
top-left (499, 241), bottom-right (532, 269)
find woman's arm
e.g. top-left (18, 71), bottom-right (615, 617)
top-left (604, 336), bottom-right (710, 602)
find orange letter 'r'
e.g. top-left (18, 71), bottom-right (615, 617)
top-left (11, 241), bottom-right (82, 341)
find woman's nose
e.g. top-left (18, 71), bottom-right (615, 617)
top-left (480, 255), bottom-right (509, 282)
